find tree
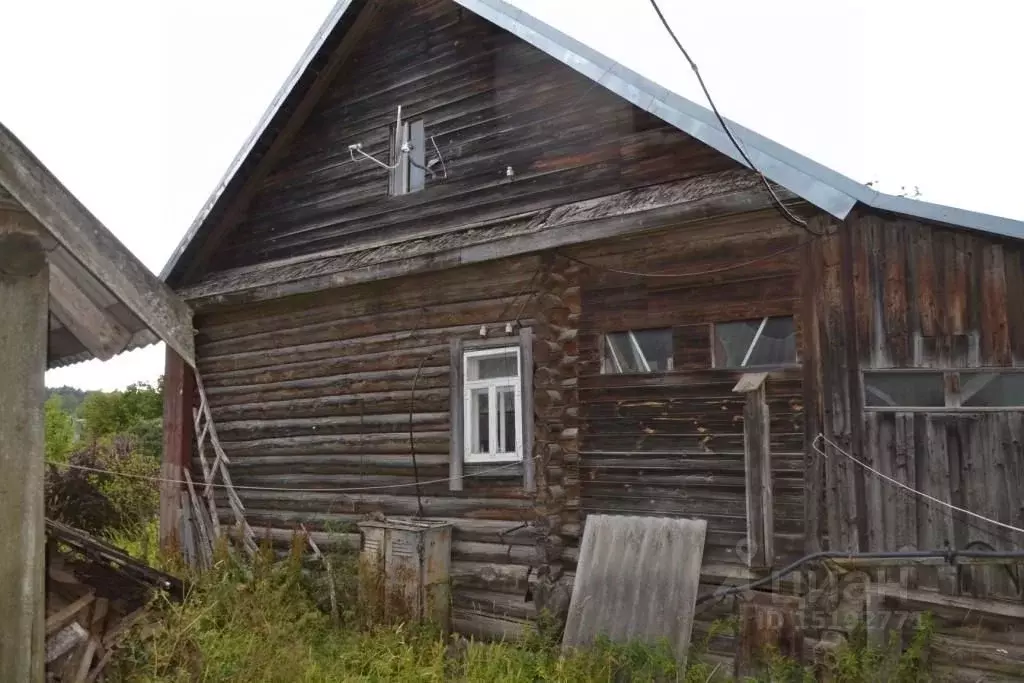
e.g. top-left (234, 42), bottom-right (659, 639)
top-left (44, 395), bottom-right (75, 463)
top-left (79, 381), bottom-right (163, 443)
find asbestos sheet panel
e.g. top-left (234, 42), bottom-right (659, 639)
top-left (562, 515), bottom-right (707, 662)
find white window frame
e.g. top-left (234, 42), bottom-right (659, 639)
top-left (462, 346), bottom-right (523, 463)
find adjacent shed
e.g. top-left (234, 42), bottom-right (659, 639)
top-left (0, 122), bottom-right (194, 682)
top-left (158, 0), bottom-right (1024, 677)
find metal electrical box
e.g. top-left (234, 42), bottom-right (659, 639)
top-left (357, 518), bottom-right (452, 629)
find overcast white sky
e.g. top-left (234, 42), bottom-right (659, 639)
top-left (1, 0), bottom-right (1019, 391)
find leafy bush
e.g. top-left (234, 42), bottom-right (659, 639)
top-left (44, 394), bottom-right (76, 463)
top-left (45, 434), bottom-right (159, 539)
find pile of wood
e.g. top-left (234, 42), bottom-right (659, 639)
top-left (44, 520), bottom-right (183, 682)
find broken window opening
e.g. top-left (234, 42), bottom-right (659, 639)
top-left (713, 316), bottom-right (796, 368)
top-left (601, 328), bottom-right (673, 374)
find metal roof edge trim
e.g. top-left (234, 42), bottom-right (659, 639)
top-left (159, 0), bottom-right (359, 282)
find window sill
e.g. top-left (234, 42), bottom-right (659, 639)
top-left (464, 454), bottom-right (523, 465)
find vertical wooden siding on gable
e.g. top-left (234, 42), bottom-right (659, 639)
top-left (810, 210), bottom-right (1024, 600)
top-left (200, 0), bottom-right (737, 276)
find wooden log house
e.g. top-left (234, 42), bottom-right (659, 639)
top-left (159, 0), bottom-right (1024, 675)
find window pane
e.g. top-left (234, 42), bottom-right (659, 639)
top-left (713, 320), bottom-right (759, 367)
top-left (960, 373), bottom-right (1024, 407)
top-left (714, 317), bottom-right (795, 367)
top-left (498, 386), bottom-right (516, 453)
top-left (745, 317), bottom-right (797, 366)
top-left (470, 388), bottom-right (489, 453)
top-left (864, 372), bottom-right (945, 407)
top-left (467, 349), bottom-right (518, 380)
top-left (602, 328), bottom-right (673, 374)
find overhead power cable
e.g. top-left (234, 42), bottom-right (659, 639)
top-left (647, 0), bottom-right (822, 237)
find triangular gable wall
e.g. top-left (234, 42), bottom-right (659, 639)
top-left (180, 0), bottom-right (740, 283)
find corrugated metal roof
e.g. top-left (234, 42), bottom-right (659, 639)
top-left (0, 123), bottom-right (192, 369)
top-left (160, 0), bottom-right (1024, 285)
top-left (562, 514), bottom-right (707, 662)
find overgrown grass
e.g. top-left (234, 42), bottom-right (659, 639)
top-left (108, 537), bottom-right (937, 682)
top-left (109, 538), bottom-right (724, 683)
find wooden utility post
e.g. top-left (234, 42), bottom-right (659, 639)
top-left (0, 209), bottom-right (49, 683)
top-left (160, 347), bottom-right (195, 552)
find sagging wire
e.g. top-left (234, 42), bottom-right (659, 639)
top-left (43, 456), bottom-right (540, 494)
top-left (812, 434), bottom-right (1024, 536)
top-left (647, 0), bottom-right (822, 237)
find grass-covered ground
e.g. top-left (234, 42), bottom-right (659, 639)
top-left (108, 541), bottom-right (722, 683)
top-left (108, 539), bottom-right (935, 682)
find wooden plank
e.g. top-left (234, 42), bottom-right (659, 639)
top-left (449, 337), bottom-right (464, 492)
top-left (520, 326), bottom-right (536, 493)
top-left (0, 123), bottom-right (194, 365)
top-left (981, 243), bottom-right (1010, 366)
top-left (1004, 247), bottom-right (1024, 365)
top-left (800, 231), bottom-right (825, 554)
top-left (44, 592), bottom-right (95, 637)
top-left (921, 415), bottom-right (956, 594)
top-left (48, 264), bottom-right (132, 360)
top-left (740, 381), bottom-right (773, 568)
top-left (882, 222), bottom-right (910, 366)
top-left (893, 413), bottom-right (918, 588)
top-left (0, 220), bottom-right (48, 683)
top-left (160, 347), bottom-right (195, 552)
top-left (839, 218), bottom-right (868, 551)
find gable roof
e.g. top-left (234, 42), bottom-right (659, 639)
top-left (161, 0), bottom-right (1024, 285)
top-left (0, 122), bottom-right (195, 368)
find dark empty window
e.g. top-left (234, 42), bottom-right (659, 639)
top-left (959, 372), bottom-right (1024, 407)
top-left (864, 372), bottom-right (945, 408)
top-left (602, 328), bottom-right (673, 374)
top-left (713, 316), bottom-right (796, 368)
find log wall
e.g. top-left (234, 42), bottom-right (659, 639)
top-left (197, 256), bottom-right (543, 637)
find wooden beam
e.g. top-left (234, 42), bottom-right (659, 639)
top-left (0, 123), bottom-right (195, 366)
top-left (181, 170), bottom-right (787, 308)
top-left (48, 263), bottom-right (132, 360)
top-left (160, 347), bottom-right (195, 553)
top-left (734, 372), bottom-right (773, 569)
top-left (0, 212), bottom-right (48, 683)
top-left (177, 0), bottom-right (382, 285)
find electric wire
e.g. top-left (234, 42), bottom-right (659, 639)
top-left (813, 434), bottom-right (1024, 536)
top-left (647, 0), bottom-right (821, 236)
top-left (44, 455), bottom-right (538, 494)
